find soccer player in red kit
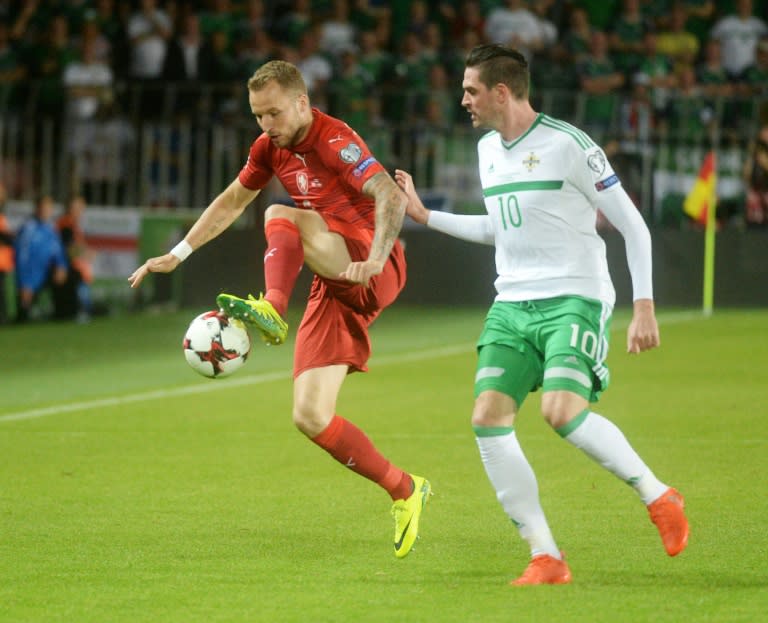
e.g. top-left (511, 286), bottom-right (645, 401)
top-left (128, 60), bottom-right (431, 558)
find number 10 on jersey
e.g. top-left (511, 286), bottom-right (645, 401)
top-left (497, 194), bottom-right (522, 229)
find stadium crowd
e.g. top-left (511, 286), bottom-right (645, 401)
top-left (1, 0), bottom-right (766, 128)
top-left (1, 0), bottom-right (768, 322)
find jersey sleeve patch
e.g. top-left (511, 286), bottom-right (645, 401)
top-left (339, 143), bottom-right (363, 164)
top-left (595, 174), bottom-right (619, 191)
top-left (586, 149), bottom-right (606, 176)
top-left (352, 156), bottom-right (377, 177)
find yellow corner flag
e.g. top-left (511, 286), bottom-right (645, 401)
top-left (684, 150), bottom-right (718, 315)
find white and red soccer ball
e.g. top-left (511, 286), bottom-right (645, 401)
top-left (183, 310), bottom-right (251, 378)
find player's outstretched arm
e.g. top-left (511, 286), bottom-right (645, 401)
top-left (627, 298), bottom-right (660, 353)
top-left (394, 169), bottom-right (430, 225)
top-left (128, 178), bottom-right (259, 289)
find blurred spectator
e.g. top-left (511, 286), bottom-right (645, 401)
top-left (0, 21), bottom-right (26, 111)
top-left (27, 14), bottom-right (76, 119)
top-left (696, 38), bottom-right (735, 98)
top-left (76, 13), bottom-right (111, 65)
top-left (9, 0), bottom-right (46, 43)
top-left (710, 0), bottom-right (768, 79)
top-left (577, 0), bottom-right (620, 31)
top-left (13, 194), bottom-right (68, 323)
top-left (127, 0), bottom-right (171, 79)
top-left (293, 27), bottom-right (334, 110)
top-left (577, 30), bottom-right (625, 136)
top-left (404, 0), bottom-right (432, 38)
top-left (199, 0), bottom-right (236, 40)
top-left (633, 31), bottom-right (676, 129)
top-left (681, 0), bottom-right (716, 43)
top-left (92, 0), bottom-right (130, 78)
top-left (200, 30), bottom-right (240, 84)
top-left (609, 0), bottom-right (652, 77)
top-left (744, 123), bottom-right (768, 226)
top-left (444, 0), bottom-right (485, 43)
top-left (349, 0), bottom-right (386, 34)
top-left (357, 29), bottom-right (393, 84)
top-left (0, 182), bottom-right (14, 325)
top-left (63, 36), bottom-right (114, 121)
top-left (531, 0), bottom-right (559, 51)
top-left (656, 2), bottom-right (701, 68)
top-left (68, 96), bottom-right (135, 205)
top-left (234, 0), bottom-right (271, 44)
top-left (416, 62), bottom-right (455, 187)
top-left (329, 47), bottom-right (375, 134)
top-left (237, 27), bottom-right (276, 79)
top-left (421, 22), bottom-right (445, 66)
top-left (54, 194), bottom-right (94, 321)
top-left (127, 0), bottom-right (172, 116)
top-left (742, 37), bottom-right (768, 96)
top-left (162, 12), bottom-right (204, 83)
top-left (484, 0), bottom-right (544, 61)
top-left (319, 0), bottom-right (358, 57)
top-left (556, 6), bottom-right (593, 65)
top-left (668, 64), bottom-right (714, 140)
top-left (274, 0), bottom-right (313, 48)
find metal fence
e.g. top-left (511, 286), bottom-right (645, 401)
top-left (1, 81), bottom-right (764, 224)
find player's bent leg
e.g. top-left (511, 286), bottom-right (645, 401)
top-left (217, 292), bottom-right (288, 345)
top-left (289, 208), bottom-right (352, 280)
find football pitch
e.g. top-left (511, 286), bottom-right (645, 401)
top-left (1, 306), bottom-right (766, 623)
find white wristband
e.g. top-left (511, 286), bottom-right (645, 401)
top-left (170, 240), bottom-right (193, 262)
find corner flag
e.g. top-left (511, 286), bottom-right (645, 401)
top-left (684, 151), bottom-right (718, 315)
top-left (683, 151), bottom-right (716, 225)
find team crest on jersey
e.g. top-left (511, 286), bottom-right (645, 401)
top-left (522, 152), bottom-right (540, 172)
top-left (587, 150), bottom-right (606, 175)
top-left (296, 171), bottom-right (309, 194)
top-left (339, 143), bottom-right (362, 164)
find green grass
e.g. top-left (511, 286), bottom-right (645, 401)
top-left (1, 307), bottom-right (767, 623)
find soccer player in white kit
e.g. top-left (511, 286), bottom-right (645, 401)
top-left (395, 44), bottom-right (689, 586)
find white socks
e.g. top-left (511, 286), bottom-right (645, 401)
top-left (559, 410), bottom-right (668, 505)
top-left (475, 428), bottom-right (561, 559)
top-left (475, 411), bottom-right (669, 560)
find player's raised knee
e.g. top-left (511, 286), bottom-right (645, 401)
top-left (264, 203), bottom-right (295, 221)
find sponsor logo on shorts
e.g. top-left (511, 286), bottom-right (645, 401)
top-left (595, 174), bottom-right (619, 191)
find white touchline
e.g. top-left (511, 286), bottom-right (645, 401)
top-left (0, 311), bottom-right (703, 424)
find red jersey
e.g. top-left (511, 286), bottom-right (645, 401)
top-left (238, 108), bottom-right (386, 232)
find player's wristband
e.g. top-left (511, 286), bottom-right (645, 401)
top-left (170, 240), bottom-right (193, 262)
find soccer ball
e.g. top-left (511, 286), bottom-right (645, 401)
top-left (183, 310), bottom-right (251, 378)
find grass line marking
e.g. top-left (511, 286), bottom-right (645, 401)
top-left (0, 310), bottom-right (703, 424)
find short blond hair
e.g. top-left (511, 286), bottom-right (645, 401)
top-left (248, 60), bottom-right (307, 95)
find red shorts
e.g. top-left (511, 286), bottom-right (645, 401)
top-left (292, 218), bottom-right (406, 377)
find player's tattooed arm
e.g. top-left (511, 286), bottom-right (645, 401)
top-left (362, 171), bottom-right (407, 264)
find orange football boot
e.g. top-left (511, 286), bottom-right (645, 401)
top-left (511, 554), bottom-right (572, 586)
top-left (648, 487), bottom-right (689, 556)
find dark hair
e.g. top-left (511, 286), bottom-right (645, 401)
top-left (465, 44), bottom-right (529, 99)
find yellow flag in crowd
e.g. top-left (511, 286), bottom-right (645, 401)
top-left (683, 151), bottom-right (717, 225)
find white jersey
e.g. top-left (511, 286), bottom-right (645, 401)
top-left (477, 113), bottom-right (622, 306)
